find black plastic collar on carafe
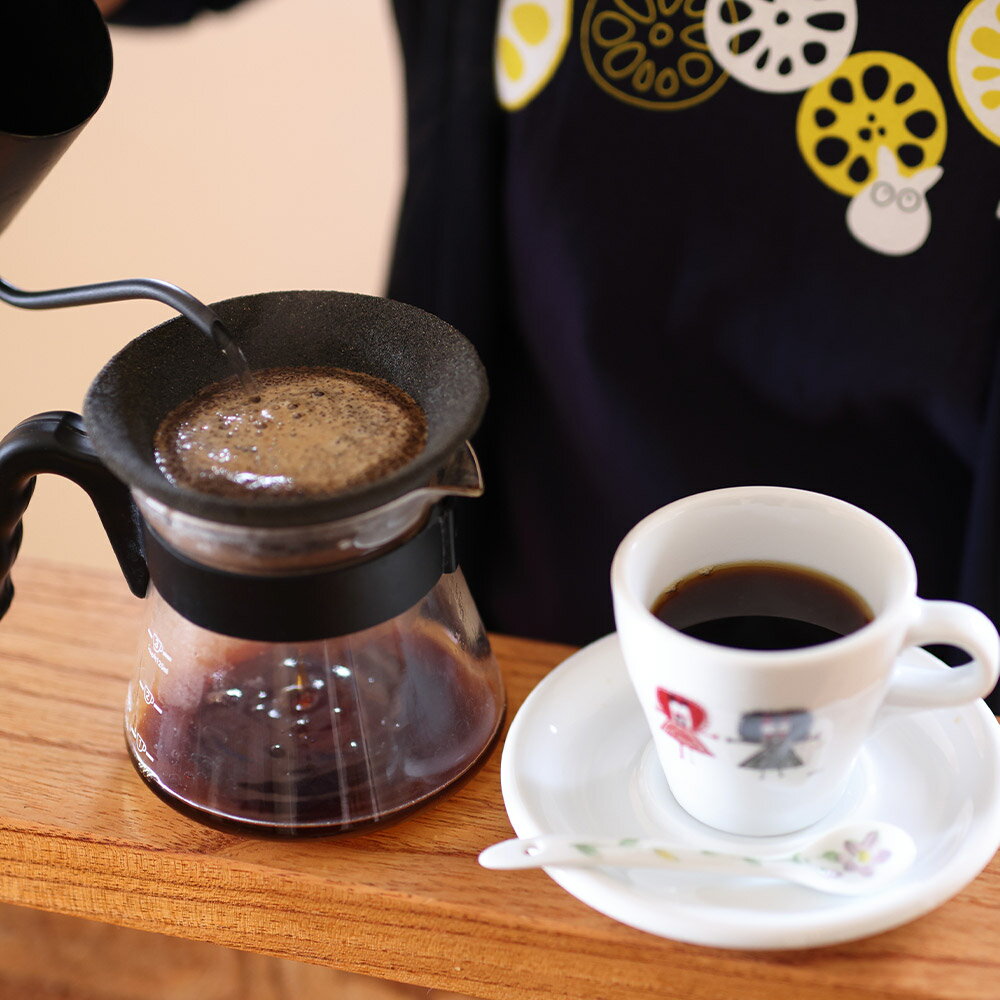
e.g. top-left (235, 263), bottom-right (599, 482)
top-left (141, 502), bottom-right (458, 642)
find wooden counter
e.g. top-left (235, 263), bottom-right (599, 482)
top-left (0, 558), bottom-right (997, 1000)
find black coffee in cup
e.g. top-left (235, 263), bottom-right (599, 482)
top-left (651, 561), bottom-right (873, 650)
top-left (154, 366), bottom-right (427, 500)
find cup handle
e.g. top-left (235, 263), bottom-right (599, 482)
top-left (883, 599), bottom-right (1000, 708)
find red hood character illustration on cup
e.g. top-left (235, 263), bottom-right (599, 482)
top-left (656, 688), bottom-right (714, 758)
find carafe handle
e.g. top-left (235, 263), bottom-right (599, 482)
top-left (0, 411), bottom-right (148, 617)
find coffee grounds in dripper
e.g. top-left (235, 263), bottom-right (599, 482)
top-left (153, 366), bottom-right (427, 500)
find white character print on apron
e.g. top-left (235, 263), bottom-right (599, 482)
top-left (846, 145), bottom-right (942, 256)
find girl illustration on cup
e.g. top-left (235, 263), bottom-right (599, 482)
top-left (736, 709), bottom-right (815, 776)
top-left (655, 688), bottom-right (714, 758)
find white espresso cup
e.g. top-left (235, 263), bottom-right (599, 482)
top-left (610, 486), bottom-right (1000, 837)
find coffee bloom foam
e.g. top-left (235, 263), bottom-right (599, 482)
top-left (153, 366), bottom-right (427, 500)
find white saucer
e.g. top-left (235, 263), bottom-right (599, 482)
top-left (499, 633), bottom-right (1000, 950)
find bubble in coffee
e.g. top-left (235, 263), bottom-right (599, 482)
top-left (154, 366), bottom-right (427, 499)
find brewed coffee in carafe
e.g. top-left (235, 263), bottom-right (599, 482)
top-left (0, 290), bottom-right (505, 835)
top-left (132, 561), bottom-right (498, 833)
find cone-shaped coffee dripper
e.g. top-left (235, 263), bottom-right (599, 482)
top-left (83, 289), bottom-right (488, 527)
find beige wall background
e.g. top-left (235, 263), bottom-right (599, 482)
top-left (0, 0), bottom-right (404, 576)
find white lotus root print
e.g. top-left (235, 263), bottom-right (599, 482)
top-left (846, 146), bottom-right (942, 256)
top-left (495, 0), bottom-right (573, 110)
top-left (704, 0), bottom-right (857, 94)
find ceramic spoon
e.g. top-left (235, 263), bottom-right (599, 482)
top-left (479, 821), bottom-right (916, 896)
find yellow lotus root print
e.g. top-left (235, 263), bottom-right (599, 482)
top-left (797, 51), bottom-right (946, 198)
top-left (581, 0), bottom-right (732, 111)
top-left (496, 0), bottom-right (573, 110)
top-left (704, 0), bottom-right (857, 94)
top-left (950, 0), bottom-right (1000, 146)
